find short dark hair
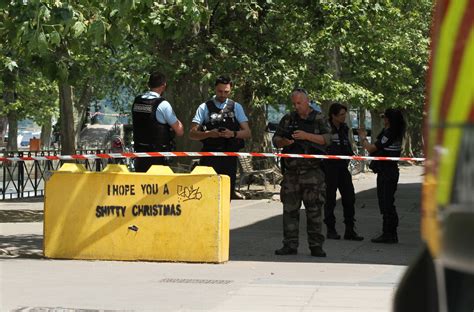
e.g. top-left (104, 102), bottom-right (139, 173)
top-left (329, 102), bottom-right (348, 122)
top-left (215, 75), bottom-right (233, 86)
top-left (148, 71), bottom-right (166, 89)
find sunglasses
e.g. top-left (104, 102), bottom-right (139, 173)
top-left (293, 87), bottom-right (308, 95)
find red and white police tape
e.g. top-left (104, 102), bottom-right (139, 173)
top-left (0, 151), bottom-right (425, 162)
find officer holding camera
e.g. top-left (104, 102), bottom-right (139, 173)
top-left (189, 76), bottom-right (251, 199)
top-left (272, 89), bottom-right (331, 257)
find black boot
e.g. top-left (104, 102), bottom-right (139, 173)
top-left (326, 226), bottom-right (341, 240)
top-left (231, 191), bottom-right (245, 200)
top-left (344, 226), bottom-right (364, 241)
top-left (371, 232), bottom-right (398, 244)
top-left (310, 246), bottom-right (327, 257)
top-left (275, 245), bottom-right (297, 255)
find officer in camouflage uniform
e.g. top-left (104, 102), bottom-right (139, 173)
top-left (273, 89), bottom-right (331, 257)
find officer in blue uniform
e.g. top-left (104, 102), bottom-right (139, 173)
top-left (189, 76), bottom-right (251, 199)
top-left (132, 71), bottom-right (184, 172)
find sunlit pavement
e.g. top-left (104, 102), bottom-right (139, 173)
top-left (0, 165), bottom-right (422, 311)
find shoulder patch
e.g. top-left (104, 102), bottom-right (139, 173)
top-left (381, 136), bottom-right (389, 144)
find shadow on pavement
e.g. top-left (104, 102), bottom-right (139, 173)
top-left (0, 210), bottom-right (43, 223)
top-left (0, 181), bottom-right (421, 265)
top-left (230, 182), bottom-right (422, 265)
top-left (0, 234), bottom-right (43, 259)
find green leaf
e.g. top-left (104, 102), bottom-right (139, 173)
top-left (38, 5), bottom-right (51, 21)
top-left (108, 24), bottom-right (122, 46)
top-left (6, 60), bottom-right (18, 71)
top-left (0, 0), bottom-right (9, 9)
top-left (49, 31), bottom-right (61, 47)
top-left (89, 20), bottom-right (106, 45)
top-left (71, 21), bottom-right (87, 38)
top-left (37, 32), bottom-right (49, 54)
top-left (110, 9), bottom-right (119, 18)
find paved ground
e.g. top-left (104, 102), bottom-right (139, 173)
top-left (0, 165), bottom-right (423, 311)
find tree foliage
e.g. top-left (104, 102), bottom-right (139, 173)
top-left (0, 0), bottom-right (432, 155)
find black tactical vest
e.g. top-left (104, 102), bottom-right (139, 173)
top-left (201, 99), bottom-right (244, 152)
top-left (281, 110), bottom-right (326, 170)
top-left (132, 95), bottom-right (174, 152)
top-left (327, 123), bottom-right (353, 156)
top-left (370, 128), bottom-right (402, 171)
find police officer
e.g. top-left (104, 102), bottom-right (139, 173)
top-left (189, 76), bottom-right (251, 199)
top-left (324, 103), bottom-right (364, 241)
top-left (132, 71), bottom-right (184, 172)
top-left (358, 108), bottom-right (405, 243)
top-left (273, 89), bottom-right (331, 257)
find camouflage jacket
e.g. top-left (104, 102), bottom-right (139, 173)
top-left (273, 109), bottom-right (331, 171)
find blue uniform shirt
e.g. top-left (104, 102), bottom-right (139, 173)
top-left (310, 100), bottom-right (322, 113)
top-left (140, 91), bottom-right (178, 126)
top-left (192, 97), bottom-right (248, 125)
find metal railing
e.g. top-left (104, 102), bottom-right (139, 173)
top-left (1, 149), bottom-right (118, 200)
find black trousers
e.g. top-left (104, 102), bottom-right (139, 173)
top-left (324, 161), bottom-right (356, 228)
top-left (376, 166), bottom-right (400, 234)
top-left (134, 157), bottom-right (167, 173)
top-left (200, 156), bottom-right (237, 195)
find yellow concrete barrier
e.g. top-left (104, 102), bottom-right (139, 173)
top-left (44, 164), bottom-right (230, 263)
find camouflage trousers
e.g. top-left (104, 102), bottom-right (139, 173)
top-left (280, 166), bottom-right (326, 249)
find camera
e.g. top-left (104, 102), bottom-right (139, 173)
top-left (281, 122), bottom-right (299, 140)
top-left (210, 113), bottom-right (225, 125)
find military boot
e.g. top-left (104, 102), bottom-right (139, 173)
top-left (344, 225), bottom-right (364, 241)
top-left (310, 246), bottom-right (327, 257)
top-left (275, 245), bottom-right (297, 255)
top-left (326, 226), bottom-right (341, 240)
top-left (231, 191), bottom-right (245, 200)
top-left (371, 232), bottom-right (398, 244)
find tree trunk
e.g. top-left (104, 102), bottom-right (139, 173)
top-left (3, 69), bottom-right (17, 151)
top-left (40, 117), bottom-right (52, 150)
top-left (329, 46), bottom-right (342, 79)
top-left (239, 83), bottom-right (266, 152)
top-left (370, 109), bottom-right (384, 142)
top-left (166, 74), bottom-right (208, 153)
top-left (359, 108), bottom-right (366, 130)
top-left (406, 111), bottom-right (423, 156)
top-left (74, 84), bottom-right (93, 145)
top-left (58, 81), bottom-right (75, 154)
top-left (403, 129), bottom-right (414, 157)
top-left (0, 116), bottom-right (7, 147)
top-left (6, 111), bottom-right (18, 151)
top-left (403, 111), bottom-right (424, 158)
top-left (319, 46), bottom-right (343, 116)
